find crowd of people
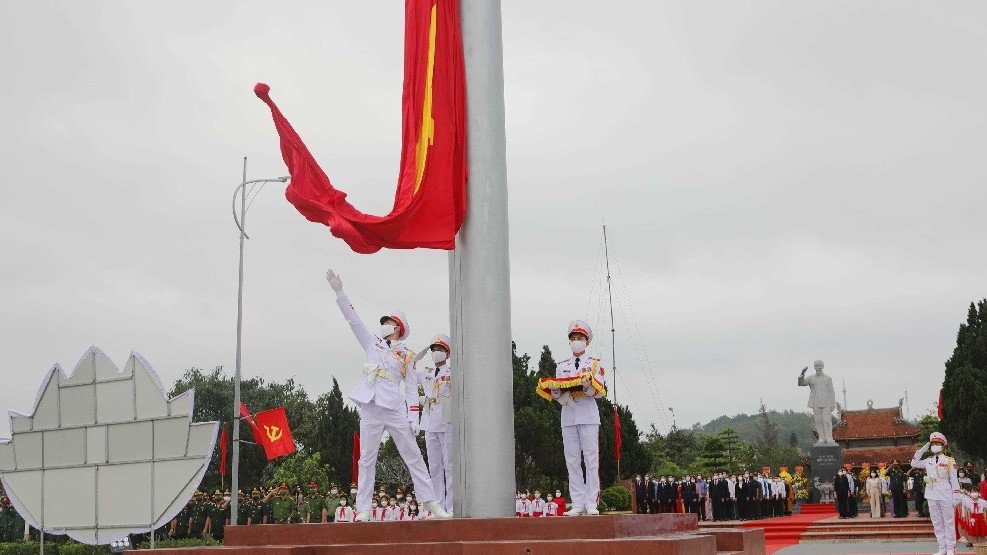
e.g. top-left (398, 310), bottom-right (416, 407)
top-left (632, 472), bottom-right (795, 521)
top-left (514, 489), bottom-right (568, 517)
top-left (166, 481), bottom-right (443, 541)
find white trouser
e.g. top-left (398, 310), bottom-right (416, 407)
top-left (562, 424), bottom-right (600, 510)
top-left (425, 430), bottom-right (453, 513)
top-left (928, 498), bottom-right (956, 551)
top-left (356, 401), bottom-right (436, 514)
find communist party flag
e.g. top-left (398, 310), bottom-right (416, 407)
top-left (254, 407), bottom-right (296, 460)
top-left (254, 0), bottom-right (466, 254)
top-left (240, 403), bottom-right (296, 460)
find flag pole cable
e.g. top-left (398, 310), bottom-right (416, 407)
top-left (603, 223), bottom-right (619, 479)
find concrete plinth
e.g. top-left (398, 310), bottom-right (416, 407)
top-left (809, 443), bottom-right (844, 503)
top-left (143, 514), bottom-right (765, 555)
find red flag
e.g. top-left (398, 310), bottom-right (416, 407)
top-left (254, 0), bottom-right (467, 254)
top-left (240, 402), bottom-right (263, 444)
top-left (219, 427), bottom-right (228, 477)
top-left (613, 407), bottom-right (622, 461)
top-left (352, 431), bottom-right (360, 485)
top-left (254, 407), bottom-right (296, 460)
top-left (937, 389), bottom-right (944, 420)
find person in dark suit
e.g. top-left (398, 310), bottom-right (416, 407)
top-left (648, 476), bottom-right (660, 515)
top-left (834, 469), bottom-right (851, 518)
top-left (682, 476), bottom-right (697, 515)
top-left (888, 462), bottom-right (908, 518)
top-left (633, 475), bottom-right (648, 514)
top-left (659, 476), bottom-right (674, 513)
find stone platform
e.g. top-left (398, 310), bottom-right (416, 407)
top-left (146, 514), bottom-right (765, 555)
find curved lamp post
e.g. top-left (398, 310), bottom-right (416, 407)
top-left (229, 157), bottom-right (289, 525)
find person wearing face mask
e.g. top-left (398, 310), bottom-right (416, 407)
top-left (866, 470), bottom-right (883, 518)
top-left (383, 497), bottom-right (401, 521)
top-left (889, 461), bottom-right (908, 518)
top-left (960, 485), bottom-right (986, 546)
top-left (911, 432), bottom-right (961, 555)
top-left (538, 320), bottom-right (607, 516)
top-left (333, 496), bottom-right (354, 523)
top-left (325, 269), bottom-right (449, 521)
top-left (634, 474), bottom-right (647, 514)
top-left (834, 469), bottom-right (852, 519)
top-left (553, 489), bottom-right (567, 516)
top-left (408, 334), bottom-right (455, 514)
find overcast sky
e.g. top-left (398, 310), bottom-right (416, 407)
top-left (2, 1), bottom-right (985, 439)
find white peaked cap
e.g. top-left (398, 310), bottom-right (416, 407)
top-left (568, 320), bottom-right (593, 343)
top-left (430, 334), bottom-right (452, 352)
top-left (930, 431), bottom-right (947, 446)
top-left (380, 310), bottom-right (410, 341)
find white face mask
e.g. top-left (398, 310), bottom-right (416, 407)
top-left (431, 350), bottom-right (448, 364)
top-left (380, 324), bottom-right (398, 339)
top-left (931, 445), bottom-right (944, 454)
top-left (973, 493), bottom-right (981, 499)
top-left (330, 489), bottom-right (338, 495)
top-left (350, 489), bottom-right (357, 495)
top-left (569, 340), bottom-right (587, 354)
top-left (339, 499), bottom-right (346, 506)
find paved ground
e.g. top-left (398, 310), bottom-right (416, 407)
top-left (774, 541), bottom-right (976, 554)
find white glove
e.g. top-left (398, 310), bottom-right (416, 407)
top-left (326, 269), bottom-right (343, 293)
top-left (409, 419), bottom-right (420, 436)
top-left (223, 496), bottom-right (231, 502)
top-left (558, 391), bottom-right (576, 407)
top-left (918, 442), bottom-right (931, 454)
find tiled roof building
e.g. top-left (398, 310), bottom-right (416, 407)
top-left (832, 401), bottom-right (920, 466)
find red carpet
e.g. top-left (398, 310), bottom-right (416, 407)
top-left (741, 504), bottom-right (836, 554)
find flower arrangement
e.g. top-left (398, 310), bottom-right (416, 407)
top-left (793, 468), bottom-right (810, 501)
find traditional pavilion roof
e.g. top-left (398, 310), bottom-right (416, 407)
top-left (832, 402), bottom-right (920, 441)
top-left (842, 446), bottom-right (918, 467)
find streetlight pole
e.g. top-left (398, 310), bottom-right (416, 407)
top-left (230, 157), bottom-right (288, 526)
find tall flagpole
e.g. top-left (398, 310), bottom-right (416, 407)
top-left (450, 0), bottom-right (514, 518)
top-left (603, 224), bottom-right (619, 478)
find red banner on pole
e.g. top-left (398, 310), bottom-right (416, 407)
top-left (219, 427), bottom-right (228, 477)
top-left (613, 407), bottom-right (622, 461)
top-left (254, 0), bottom-right (467, 254)
top-left (937, 389), bottom-right (944, 420)
top-left (352, 431), bottom-right (361, 485)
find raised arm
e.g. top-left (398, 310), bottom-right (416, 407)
top-left (328, 269), bottom-right (377, 351)
top-left (911, 442), bottom-right (930, 469)
top-left (797, 366), bottom-right (808, 386)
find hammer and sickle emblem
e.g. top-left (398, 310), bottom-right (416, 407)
top-left (264, 425), bottom-right (283, 442)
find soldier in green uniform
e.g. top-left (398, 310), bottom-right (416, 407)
top-left (911, 469), bottom-right (928, 517)
top-left (0, 496), bottom-right (13, 542)
top-left (235, 490), bottom-right (249, 526)
top-left (322, 483), bottom-right (338, 523)
top-left (267, 483), bottom-right (295, 524)
top-left (262, 487), bottom-right (275, 524)
top-left (208, 490), bottom-right (230, 541)
top-left (189, 491), bottom-right (210, 538)
top-left (304, 481), bottom-right (326, 523)
top-left (247, 489), bottom-right (265, 525)
top-left (170, 498), bottom-right (193, 539)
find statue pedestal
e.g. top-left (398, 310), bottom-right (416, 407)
top-left (810, 444), bottom-right (843, 503)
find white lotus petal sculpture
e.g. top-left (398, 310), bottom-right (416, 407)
top-left (0, 347), bottom-right (218, 544)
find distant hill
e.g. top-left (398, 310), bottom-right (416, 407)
top-left (697, 410), bottom-right (816, 451)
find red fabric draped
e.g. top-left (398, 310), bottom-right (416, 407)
top-left (352, 431), bottom-right (361, 485)
top-left (254, 0), bottom-right (467, 254)
top-left (613, 407), bottom-right (622, 461)
top-left (219, 427), bottom-right (228, 477)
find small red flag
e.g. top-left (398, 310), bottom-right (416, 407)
top-left (613, 407), bottom-right (622, 461)
top-left (254, 407), bottom-right (296, 460)
top-left (937, 389), bottom-right (944, 420)
top-left (352, 431), bottom-right (360, 485)
top-left (219, 427), bottom-right (228, 477)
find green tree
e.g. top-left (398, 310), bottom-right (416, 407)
top-left (789, 432), bottom-right (799, 447)
top-left (272, 452), bottom-right (333, 490)
top-left (941, 300), bottom-right (987, 461)
top-left (698, 434), bottom-right (727, 471)
top-left (169, 367), bottom-right (324, 491)
top-left (312, 378), bottom-right (359, 486)
top-left (917, 413), bottom-right (940, 443)
top-left (717, 428), bottom-right (744, 473)
top-left (754, 400), bottom-right (780, 449)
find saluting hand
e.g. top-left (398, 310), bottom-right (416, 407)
top-left (326, 269), bottom-right (343, 292)
top-left (800, 366), bottom-right (808, 376)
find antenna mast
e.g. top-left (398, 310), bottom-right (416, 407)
top-left (603, 224), bottom-right (619, 478)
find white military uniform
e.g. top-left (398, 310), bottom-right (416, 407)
top-left (911, 434), bottom-right (960, 554)
top-left (335, 294), bottom-right (437, 515)
top-left (551, 320), bottom-right (606, 513)
top-left (410, 336), bottom-right (454, 513)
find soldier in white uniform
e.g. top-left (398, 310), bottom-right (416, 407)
top-left (325, 269), bottom-right (450, 521)
top-left (911, 432), bottom-right (961, 555)
top-left (409, 334), bottom-right (455, 514)
top-left (549, 320), bottom-right (607, 516)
